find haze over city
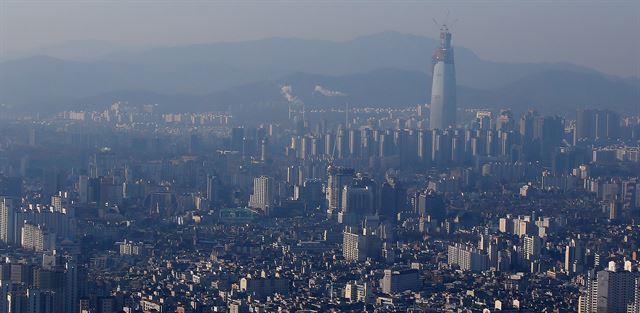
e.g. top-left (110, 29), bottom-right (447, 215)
top-left (0, 1), bottom-right (639, 313)
top-left (2, 1), bottom-right (639, 77)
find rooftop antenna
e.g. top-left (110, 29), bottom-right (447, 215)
top-left (449, 19), bottom-right (459, 31)
top-left (434, 11), bottom-right (457, 30)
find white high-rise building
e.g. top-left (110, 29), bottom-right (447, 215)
top-left (249, 176), bottom-right (274, 210)
top-left (0, 197), bottom-right (16, 244)
top-left (522, 235), bottom-right (542, 260)
top-left (448, 243), bottom-right (489, 272)
top-left (21, 222), bottom-right (55, 251)
top-left (429, 24), bottom-right (457, 130)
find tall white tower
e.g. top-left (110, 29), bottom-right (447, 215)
top-left (429, 25), bottom-right (457, 130)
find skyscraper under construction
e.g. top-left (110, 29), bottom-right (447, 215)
top-left (429, 24), bottom-right (457, 130)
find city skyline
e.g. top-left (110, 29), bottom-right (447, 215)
top-left (0, 1), bottom-right (639, 312)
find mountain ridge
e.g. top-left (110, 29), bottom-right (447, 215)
top-left (0, 33), bottom-right (637, 115)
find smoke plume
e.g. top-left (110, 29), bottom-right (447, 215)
top-left (314, 85), bottom-right (347, 97)
top-left (281, 85), bottom-right (299, 103)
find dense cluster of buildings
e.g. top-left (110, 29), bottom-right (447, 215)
top-left (0, 26), bottom-right (638, 313)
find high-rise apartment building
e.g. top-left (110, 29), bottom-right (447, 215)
top-left (326, 166), bottom-right (355, 216)
top-left (249, 176), bottom-right (274, 210)
top-left (448, 243), bottom-right (489, 272)
top-left (0, 197), bottom-right (16, 244)
top-left (579, 261), bottom-right (640, 313)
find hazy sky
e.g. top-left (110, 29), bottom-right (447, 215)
top-left (1, 0), bottom-right (638, 77)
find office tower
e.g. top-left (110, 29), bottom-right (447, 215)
top-left (324, 132), bottom-right (334, 157)
top-left (64, 260), bottom-right (81, 313)
top-left (248, 176), bottom-right (274, 210)
top-left (310, 136), bottom-right (320, 157)
top-left (336, 127), bottom-right (347, 159)
top-left (206, 175), bottom-right (218, 204)
top-left (354, 173), bottom-right (377, 208)
top-left (230, 127), bottom-right (244, 151)
top-left (417, 189), bottom-right (446, 219)
top-left (326, 166), bottom-right (355, 216)
top-left (484, 129), bottom-right (498, 157)
top-left (379, 175), bottom-right (405, 220)
top-left (608, 200), bottom-right (621, 220)
top-left (519, 111), bottom-right (538, 143)
top-left (77, 176), bottom-right (89, 204)
top-left (621, 178), bottom-right (639, 209)
top-left (534, 115), bottom-right (564, 164)
top-left (339, 186), bottom-right (374, 224)
top-left (576, 109), bottom-right (621, 144)
top-left (91, 150), bottom-right (117, 178)
top-left (395, 129), bottom-right (416, 162)
top-left (432, 131), bottom-right (452, 164)
top-left (348, 129), bottom-right (361, 158)
top-left (27, 289), bottom-right (56, 313)
top-left (478, 233), bottom-right (491, 251)
top-left (380, 269), bottom-right (420, 294)
top-left (595, 110), bottom-right (620, 141)
top-left (451, 132), bottom-right (464, 163)
top-left (299, 136), bottom-right (310, 159)
top-left (576, 109), bottom-right (597, 143)
top-left (565, 239), bottom-right (585, 275)
top-left (470, 133), bottom-right (484, 157)
top-left (429, 24), bottom-right (457, 130)
top-left (417, 129), bottom-right (433, 163)
top-left (360, 129), bottom-right (374, 159)
top-left (498, 131), bottom-right (513, 157)
top-left (0, 197), bottom-right (16, 244)
top-left (447, 243), bottom-right (489, 271)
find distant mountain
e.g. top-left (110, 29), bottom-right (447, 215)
top-left (201, 68), bottom-right (639, 116)
top-left (105, 32), bottom-right (597, 89)
top-left (2, 40), bottom-right (140, 61)
top-left (0, 55), bottom-right (283, 109)
top-left (0, 33), bottom-right (637, 114)
top-left (491, 70), bottom-right (640, 115)
top-left (65, 68), bottom-right (638, 117)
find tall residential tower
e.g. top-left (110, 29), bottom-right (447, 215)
top-left (429, 25), bottom-right (457, 130)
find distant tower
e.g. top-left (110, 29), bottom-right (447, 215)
top-left (429, 24), bottom-right (457, 130)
